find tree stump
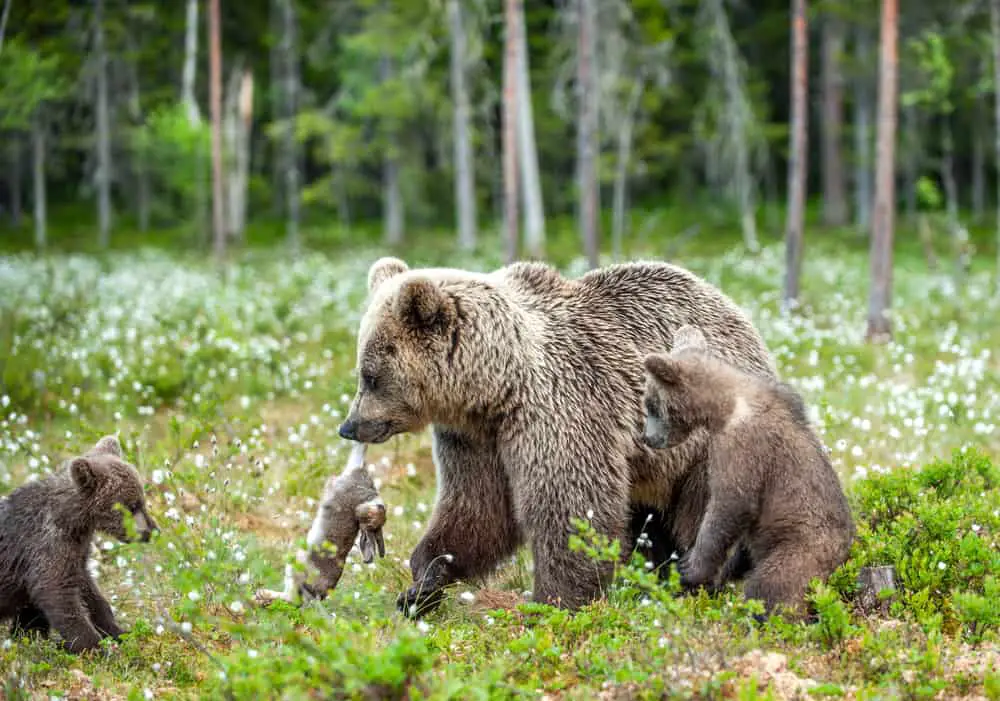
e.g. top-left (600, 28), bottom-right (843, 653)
top-left (856, 565), bottom-right (897, 616)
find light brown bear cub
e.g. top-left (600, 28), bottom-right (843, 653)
top-left (0, 435), bottom-right (158, 653)
top-left (641, 326), bottom-right (855, 618)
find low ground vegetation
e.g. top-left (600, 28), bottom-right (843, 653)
top-left (0, 227), bottom-right (998, 699)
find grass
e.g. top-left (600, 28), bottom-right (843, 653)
top-left (0, 211), bottom-right (998, 700)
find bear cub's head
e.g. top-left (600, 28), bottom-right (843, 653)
top-left (641, 325), bottom-right (715, 450)
top-left (340, 257), bottom-right (460, 444)
top-left (69, 435), bottom-right (158, 543)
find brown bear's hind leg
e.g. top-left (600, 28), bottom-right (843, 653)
top-left (399, 432), bottom-right (521, 619)
top-left (11, 604), bottom-right (50, 638)
top-left (742, 546), bottom-right (824, 620)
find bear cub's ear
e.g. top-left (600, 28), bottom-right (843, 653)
top-left (644, 354), bottom-right (683, 386)
top-left (671, 325), bottom-right (708, 354)
top-left (91, 434), bottom-right (123, 457)
top-left (368, 257), bottom-right (410, 293)
top-left (395, 277), bottom-right (455, 332)
top-left (70, 457), bottom-right (102, 494)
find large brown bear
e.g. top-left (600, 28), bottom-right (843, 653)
top-left (641, 326), bottom-right (855, 617)
top-left (338, 256), bottom-right (776, 616)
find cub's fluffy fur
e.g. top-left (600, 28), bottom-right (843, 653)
top-left (642, 326), bottom-right (855, 617)
top-left (0, 436), bottom-right (157, 652)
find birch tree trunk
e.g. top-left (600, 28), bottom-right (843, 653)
top-left (448, 0), bottom-right (477, 251)
top-left (502, 0), bottom-right (520, 263)
top-left (783, 0), bottom-right (809, 310)
top-left (95, 0), bottom-right (113, 247)
top-left (515, 2), bottom-right (545, 258)
top-left (380, 55), bottom-right (404, 246)
top-left (821, 13), bottom-right (847, 226)
top-left (208, 0), bottom-right (226, 259)
top-left (182, 0), bottom-right (201, 125)
top-left (8, 141), bottom-right (21, 227)
top-left (992, 0), bottom-right (1000, 290)
top-left (577, 0), bottom-right (600, 270)
top-left (0, 0), bottom-right (11, 56)
top-left (866, 0), bottom-right (898, 343)
top-left (225, 68), bottom-right (253, 241)
top-left (32, 116), bottom-right (46, 249)
top-left (126, 37), bottom-right (150, 233)
top-left (902, 105), bottom-right (919, 221)
top-left (854, 22), bottom-right (872, 232)
top-left (612, 79), bottom-right (644, 262)
top-left (281, 0), bottom-right (300, 250)
top-left (972, 100), bottom-right (985, 222)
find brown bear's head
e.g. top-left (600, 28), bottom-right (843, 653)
top-left (641, 326), bottom-right (718, 449)
top-left (339, 257), bottom-right (462, 444)
top-left (69, 435), bottom-right (158, 543)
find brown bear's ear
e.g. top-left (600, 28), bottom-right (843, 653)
top-left (368, 257), bottom-right (409, 294)
top-left (70, 457), bottom-right (102, 494)
top-left (672, 325), bottom-right (708, 353)
top-left (644, 354), bottom-right (683, 386)
top-left (394, 277), bottom-right (454, 332)
top-left (92, 435), bottom-right (123, 457)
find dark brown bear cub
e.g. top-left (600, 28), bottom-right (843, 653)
top-left (0, 435), bottom-right (158, 653)
top-left (641, 326), bottom-right (855, 618)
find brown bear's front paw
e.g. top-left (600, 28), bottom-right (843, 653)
top-left (396, 584), bottom-right (445, 619)
top-left (677, 554), bottom-right (713, 591)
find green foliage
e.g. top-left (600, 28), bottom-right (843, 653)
top-left (130, 103), bottom-right (210, 226)
top-left (0, 39), bottom-right (69, 130)
top-left (830, 449), bottom-right (1000, 639)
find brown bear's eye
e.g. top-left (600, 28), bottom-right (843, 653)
top-left (362, 371), bottom-right (379, 392)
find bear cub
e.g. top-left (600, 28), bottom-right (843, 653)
top-left (641, 326), bottom-right (855, 618)
top-left (0, 435), bottom-right (158, 653)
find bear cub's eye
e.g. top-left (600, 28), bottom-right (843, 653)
top-left (644, 398), bottom-right (660, 419)
top-left (362, 370), bottom-right (379, 392)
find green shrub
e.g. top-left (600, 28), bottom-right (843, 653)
top-left (830, 448), bottom-right (1000, 639)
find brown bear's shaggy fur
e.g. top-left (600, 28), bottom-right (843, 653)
top-left (641, 326), bottom-right (855, 617)
top-left (339, 257), bottom-right (776, 616)
top-left (0, 435), bottom-right (157, 653)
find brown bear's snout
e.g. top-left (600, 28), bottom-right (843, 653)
top-left (339, 417), bottom-right (394, 443)
top-left (338, 418), bottom-right (359, 441)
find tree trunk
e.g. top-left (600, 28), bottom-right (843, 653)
top-left (902, 105), bottom-right (919, 222)
top-left (515, 2), bottom-right (545, 258)
top-left (380, 55), bottom-right (404, 246)
top-left (821, 13), bottom-right (847, 226)
top-left (854, 22), bottom-right (873, 232)
top-left (0, 0), bottom-right (12, 57)
top-left (612, 79), bottom-right (644, 262)
top-left (502, 0), bottom-right (520, 264)
top-left (866, 0), bottom-right (898, 343)
top-left (972, 100), bottom-right (986, 223)
top-left (269, 0), bottom-right (283, 216)
top-left (783, 0), bottom-right (809, 311)
top-left (281, 0), bottom-right (300, 250)
top-left (95, 0), bottom-right (113, 247)
top-left (448, 0), bottom-right (477, 251)
top-left (125, 37), bottom-right (150, 233)
top-left (577, 0), bottom-right (599, 270)
top-left (225, 68), bottom-right (253, 241)
top-left (32, 116), bottom-right (46, 249)
top-left (8, 140), bottom-right (21, 227)
top-left (208, 0), bottom-right (226, 259)
top-left (182, 0), bottom-right (201, 125)
top-left (992, 0), bottom-right (1000, 291)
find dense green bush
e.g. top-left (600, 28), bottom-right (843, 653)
top-left (830, 448), bottom-right (1000, 640)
